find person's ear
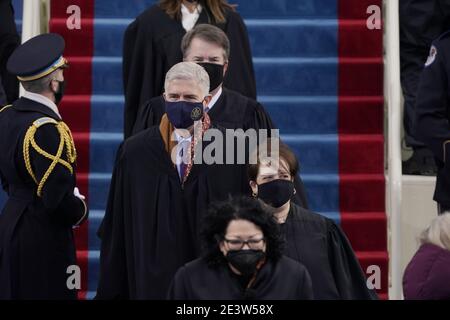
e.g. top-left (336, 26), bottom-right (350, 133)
top-left (219, 240), bottom-right (227, 256)
top-left (249, 180), bottom-right (258, 197)
top-left (223, 61), bottom-right (229, 75)
top-left (50, 79), bottom-right (58, 92)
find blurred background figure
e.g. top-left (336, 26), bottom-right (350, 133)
top-left (403, 213), bottom-right (450, 299)
top-left (0, 0), bottom-right (20, 106)
top-left (123, 0), bottom-right (256, 138)
top-left (168, 196), bottom-right (313, 300)
top-left (400, 0), bottom-right (450, 175)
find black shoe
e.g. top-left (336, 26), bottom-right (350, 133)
top-left (402, 148), bottom-right (438, 176)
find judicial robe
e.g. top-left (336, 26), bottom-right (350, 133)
top-left (96, 126), bottom-right (249, 299)
top-left (281, 203), bottom-right (378, 300)
top-left (123, 5), bottom-right (256, 138)
top-left (132, 88), bottom-right (310, 209)
top-left (0, 98), bottom-right (88, 299)
top-left (168, 256), bottom-right (313, 300)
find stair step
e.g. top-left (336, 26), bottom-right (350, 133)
top-left (88, 209), bottom-right (386, 252)
top-left (92, 0), bottom-right (339, 19)
top-left (70, 132), bottom-right (382, 175)
top-left (77, 248), bottom-right (388, 295)
top-left (341, 212), bottom-right (387, 252)
top-left (59, 94), bottom-right (383, 136)
top-left (80, 173), bottom-right (343, 212)
top-left (52, 18), bottom-right (340, 58)
top-left (61, 56), bottom-right (382, 97)
top-left (50, 12), bottom-right (382, 58)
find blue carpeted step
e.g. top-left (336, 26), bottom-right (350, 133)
top-left (86, 171), bottom-right (339, 213)
top-left (93, 19), bottom-right (337, 58)
top-left (94, 0), bottom-right (337, 19)
top-left (92, 57), bottom-right (338, 96)
top-left (88, 209), bottom-right (341, 252)
top-left (261, 96), bottom-right (337, 134)
top-left (86, 133), bottom-right (340, 175)
top-left (89, 94), bottom-right (338, 135)
top-left (91, 95), bottom-right (124, 133)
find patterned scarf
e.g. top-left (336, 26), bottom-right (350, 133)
top-left (159, 112), bottom-right (211, 185)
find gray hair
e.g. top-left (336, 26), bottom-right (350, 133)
top-left (21, 72), bottom-right (54, 94)
top-left (420, 212), bottom-right (450, 250)
top-left (164, 62), bottom-right (210, 97)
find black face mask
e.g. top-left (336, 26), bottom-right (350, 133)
top-left (257, 179), bottom-right (294, 208)
top-left (226, 249), bottom-right (265, 276)
top-left (52, 80), bottom-right (66, 105)
top-left (197, 62), bottom-right (224, 92)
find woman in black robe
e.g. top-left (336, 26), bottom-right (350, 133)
top-left (168, 196), bottom-right (313, 300)
top-left (123, 0), bottom-right (256, 138)
top-left (247, 142), bottom-right (378, 300)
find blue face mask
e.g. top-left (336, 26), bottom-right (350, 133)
top-left (165, 100), bottom-right (204, 129)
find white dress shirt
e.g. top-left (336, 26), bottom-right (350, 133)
top-left (174, 130), bottom-right (192, 178)
top-left (22, 90), bottom-right (61, 119)
top-left (181, 3), bottom-right (202, 31)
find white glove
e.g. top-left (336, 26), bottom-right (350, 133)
top-left (73, 187), bottom-right (86, 200)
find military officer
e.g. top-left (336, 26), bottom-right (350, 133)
top-left (0, 33), bottom-right (88, 299)
top-left (416, 30), bottom-right (450, 214)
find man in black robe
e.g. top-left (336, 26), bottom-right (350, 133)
top-left (132, 24), bottom-right (309, 208)
top-left (96, 62), bottom-right (249, 299)
top-left (0, 34), bottom-right (88, 299)
top-left (123, 1), bottom-right (256, 138)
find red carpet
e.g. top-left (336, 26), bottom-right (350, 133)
top-left (338, 0), bottom-right (388, 298)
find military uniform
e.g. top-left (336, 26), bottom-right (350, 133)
top-left (400, 0), bottom-right (450, 174)
top-left (415, 31), bottom-right (450, 213)
top-left (0, 34), bottom-right (87, 299)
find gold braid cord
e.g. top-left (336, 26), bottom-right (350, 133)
top-left (23, 117), bottom-right (77, 197)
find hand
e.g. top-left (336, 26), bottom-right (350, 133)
top-left (73, 187), bottom-right (86, 200)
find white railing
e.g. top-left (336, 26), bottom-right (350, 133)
top-left (384, 0), bottom-right (403, 300)
top-left (19, 0), bottom-right (50, 96)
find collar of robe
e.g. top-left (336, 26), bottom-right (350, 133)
top-left (159, 113), bottom-right (211, 185)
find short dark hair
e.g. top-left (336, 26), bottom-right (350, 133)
top-left (201, 196), bottom-right (284, 267)
top-left (181, 24), bottom-right (230, 61)
top-left (247, 141), bottom-right (300, 182)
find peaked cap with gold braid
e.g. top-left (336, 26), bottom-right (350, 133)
top-left (23, 117), bottom-right (77, 197)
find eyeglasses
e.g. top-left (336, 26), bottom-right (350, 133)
top-left (223, 237), bottom-right (265, 250)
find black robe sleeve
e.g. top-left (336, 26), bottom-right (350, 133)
top-left (96, 143), bottom-right (130, 299)
top-left (223, 11), bottom-right (257, 99)
top-left (327, 221), bottom-right (378, 300)
top-left (167, 266), bottom-right (188, 300)
top-left (123, 19), bottom-right (146, 139)
top-left (132, 97), bottom-right (165, 136)
top-left (32, 124), bottom-right (87, 227)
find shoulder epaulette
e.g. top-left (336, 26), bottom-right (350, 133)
top-left (32, 117), bottom-right (58, 128)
